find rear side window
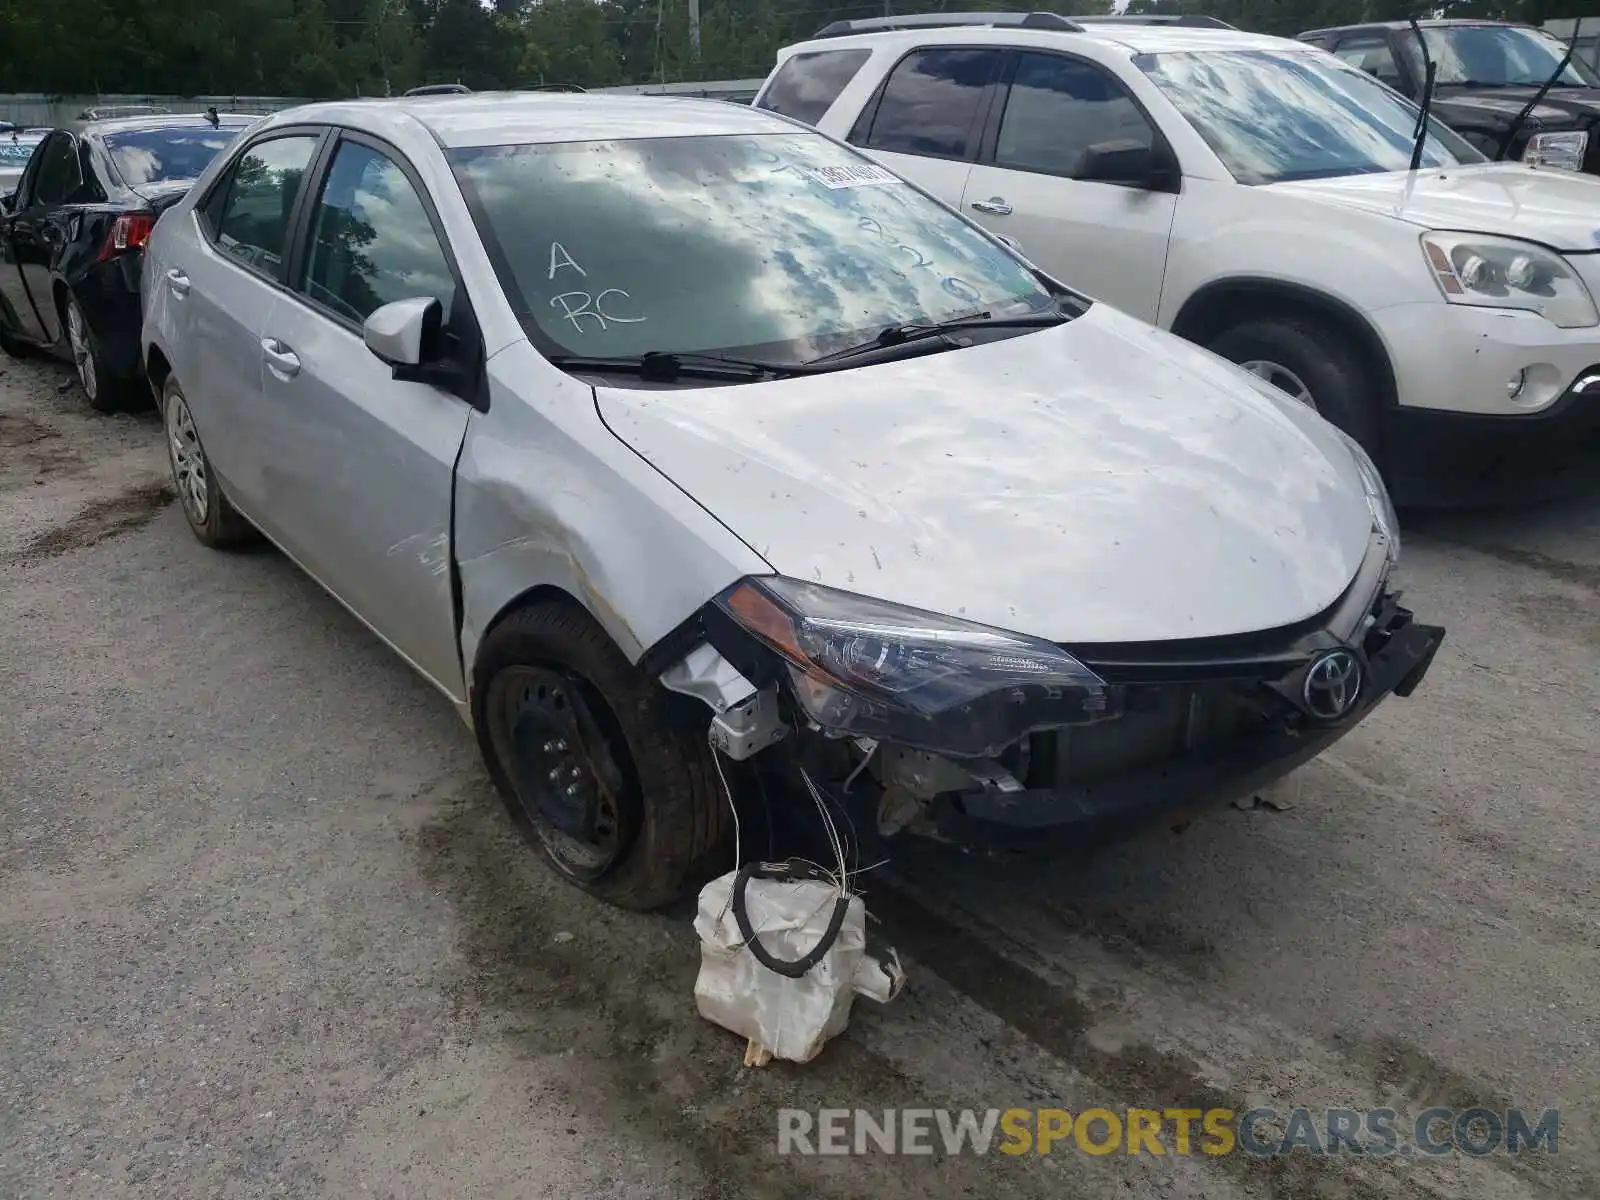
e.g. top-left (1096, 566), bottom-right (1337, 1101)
top-left (860, 48), bottom-right (1003, 160)
top-left (995, 53), bottom-right (1157, 178)
top-left (757, 50), bottom-right (872, 125)
top-left (210, 134), bottom-right (321, 279)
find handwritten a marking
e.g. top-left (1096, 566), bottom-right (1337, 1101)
top-left (548, 242), bottom-right (587, 281)
top-left (549, 289), bottom-right (647, 333)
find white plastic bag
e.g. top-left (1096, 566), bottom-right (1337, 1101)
top-left (693, 862), bottom-right (905, 1065)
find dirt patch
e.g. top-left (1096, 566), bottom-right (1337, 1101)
top-left (5, 481), bottom-right (174, 563)
top-left (0, 412), bottom-right (83, 483)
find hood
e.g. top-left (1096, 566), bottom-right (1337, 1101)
top-left (1432, 85), bottom-right (1600, 134)
top-left (1269, 163), bottom-right (1600, 252)
top-left (127, 178), bottom-right (198, 213)
top-left (595, 306), bottom-right (1375, 645)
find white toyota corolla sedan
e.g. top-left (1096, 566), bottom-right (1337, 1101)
top-left (140, 93), bottom-right (1444, 909)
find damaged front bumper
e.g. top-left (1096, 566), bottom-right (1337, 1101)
top-left (656, 531), bottom-right (1444, 856)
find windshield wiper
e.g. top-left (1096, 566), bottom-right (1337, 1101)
top-left (1500, 17), bottom-right (1585, 160)
top-left (806, 306), bottom-right (1071, 366)
top-left (546, 350), bottom-right (813, 382)
top-left (1409, 18), bottom-right (1440, 172)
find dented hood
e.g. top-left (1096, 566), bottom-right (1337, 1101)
top-left (1269, 163), bottom-right (1600, 252)
top-left (595, 305), bottom-right (1375, 644)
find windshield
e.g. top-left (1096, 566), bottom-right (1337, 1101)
top-left (1410, 25), bottom-right (1600, 88)
top-left (104, 125), bottom-right (246, 185)
top-left (1136, 49), bottom-right (1486, 185)
top-left (449, 132), bottom-right (1055, 365)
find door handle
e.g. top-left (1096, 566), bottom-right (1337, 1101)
top-left (970, 197), bottom-right (1013, 216)
top-left (261, 337), bottom-right (301, 379)
top-left (165, 268), bottom-right (190, 298)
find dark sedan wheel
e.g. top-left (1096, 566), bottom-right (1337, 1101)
top-left (64, 293), bottom-right (133, 414)
top-left (161, 376), bottom-right (255, 549)
top-left (474, 600), bottom-right (732, 910)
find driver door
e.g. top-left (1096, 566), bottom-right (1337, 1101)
top-left (253, 132), bottom-right (472, 697)
top-left (959, 51), bottom-right (1177, 322)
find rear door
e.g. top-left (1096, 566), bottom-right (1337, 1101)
top-left (169, 128), bottom-right (327, 511)
top-left (10, 132), bottom-right (83, 342)
top-left (848, 47), bottom-right (1007, 208)
top-left (252, 131), bottom-right (472, 696)
top-left (958, 50), bottom-right (1177, 322)
top-left (0, 141), bottom-right (48, 340)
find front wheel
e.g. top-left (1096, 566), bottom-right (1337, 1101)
top-left (473, 600), bottom-right (732, 910)
top-left (1207, 316), bottom-right (1382, 457)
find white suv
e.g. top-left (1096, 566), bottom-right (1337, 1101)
top-left (755, 12), bottom-right (1600, 505)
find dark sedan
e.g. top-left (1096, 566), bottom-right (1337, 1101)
top-left (0, 113), bottom-right (254, 411)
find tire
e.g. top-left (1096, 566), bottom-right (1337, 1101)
top-left (473, 600), bottom-right (733, 910)
top-left (161, 376), bottom-right (256, 549)
top-left (1206, 316), bottom-right (1383, 458)
top-left (64, 292), bottom-right (135, 414)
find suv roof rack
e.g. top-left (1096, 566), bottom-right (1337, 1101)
top-left (404, 83), bottom-right (471, 97)
top-left (812, 11), bottom-right (1084, 39)
top-left (1069, 13), bottom-right (1237, 29)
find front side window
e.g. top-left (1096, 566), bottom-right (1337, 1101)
top-left (1136, 49), bottom-right (1485, 185)
top-left (104, 125), bottom-right (249, 186)
top-left (757, 50), bottom-right (872, 126)
top-left (861, 48), bottom-right (1003, 159)
top-left (450, 132), bottom-right (1053, 366)
top-left (996, 53), bottom-right (1156, 178)
top-left (31, 134), bottom-right (82, 205)
top-left (211, 135), bottom-right (321, 278)
top-left (1408, 24), bottom-right (1600, 88)
top-left (301, 141), bottom-right (455, 325)
top-left (1332, 36), bottom-right (1404, 89)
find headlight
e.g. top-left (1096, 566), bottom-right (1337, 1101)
top-left (1422, 232), bottom-right (1598, 328)
top-left (714, 577), bottom-right (1118, 758)
top-left (1337, 430), bottom-right (1400, 565)
top-left (1522, 129), bottom-right (1589, 172)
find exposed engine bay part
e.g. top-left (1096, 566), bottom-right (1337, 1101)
top-left (693, 860), bottom-right (905, 1066)
top-left (710, 686), bottom-right (788, 761)
top-left (659, 641), bottom-right (757, 713)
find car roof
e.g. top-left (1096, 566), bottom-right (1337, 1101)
top-left (783, 22), bottom-right (1303, 58)
top-left (1301, 19), bottom-right (1538, 37)
top-left (65, 113), bottom-right (258, 138)
top-left (251, 92), bottom-right (787, 149)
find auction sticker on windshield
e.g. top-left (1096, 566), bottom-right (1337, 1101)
top-left (801, 162), bottom-right (899, 189)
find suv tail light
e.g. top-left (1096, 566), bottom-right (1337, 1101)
top-left (97, 213), bottom-right (156, 261)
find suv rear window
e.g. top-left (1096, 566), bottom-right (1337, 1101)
top-left (757, 50), bottom-right (871, 125)
top-left (860, 48), bottom-right (1003, 160)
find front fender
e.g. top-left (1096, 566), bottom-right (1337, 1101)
top-left (454, 344), bottom-right (771, 704)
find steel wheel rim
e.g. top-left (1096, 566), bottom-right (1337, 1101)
top-left (486, 664), bottom-right (637, 881)
top-left (66, 301), bottom-right (96, 401)
top-left (1240, 359), bottom-right (1316, 410)
top-left (165, 390), bottom-right (209, 523)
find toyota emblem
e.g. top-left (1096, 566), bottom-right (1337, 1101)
top-left (1303, 649), bottom-right (1363, 721)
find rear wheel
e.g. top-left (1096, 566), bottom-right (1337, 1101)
top-left (64, 293), bottom-right (134, 414)
top-left (1207, 316), bottom-right (1382, 457)
top-left (474, 600), bottom-right (732, 910)
top-left (162, 376), bottom-right (255, 549)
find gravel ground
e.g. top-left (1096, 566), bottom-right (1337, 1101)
top-left (0, 352), bottom-right (1596, 1199)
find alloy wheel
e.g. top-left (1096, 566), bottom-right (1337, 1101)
top-left (65, 300), bottom-right (96, 402)
top-left (165, 389), bottom-right (209, 524)
top-left (1240, 359), bottom-right (1316, 411)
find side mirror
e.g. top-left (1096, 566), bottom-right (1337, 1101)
top-left (992, 232), bottom-right (1024, 254)
top-left (0, 191), bottom-right (13, 213)
top-left (363, 296), bottom-right (442, 369)
top-left (1072, 139), bottom-right (1177, 191)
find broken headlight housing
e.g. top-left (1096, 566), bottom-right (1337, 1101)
top-left (1522, 129), bottom-right (1588, 172)
top-left (1337, 429), bottom-right (1400, 566)
top-left (715, 576), bottom-right (1119, 758)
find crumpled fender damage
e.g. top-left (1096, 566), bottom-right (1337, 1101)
top-left (452, 353), bottom-right (769, 709)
